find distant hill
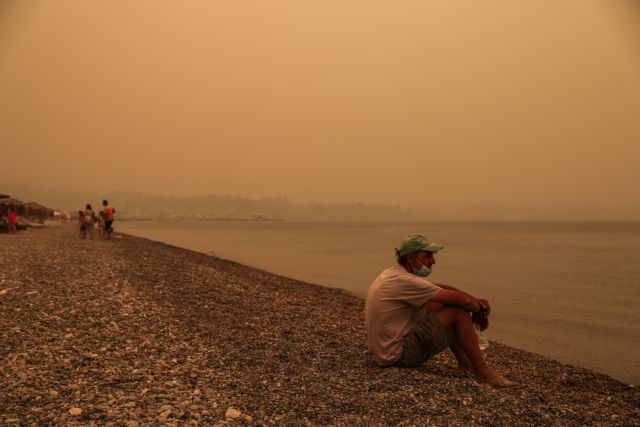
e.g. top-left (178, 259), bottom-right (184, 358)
top-left (0, 182), bottom-right (438, 222)
top-left (1, 182), bottom-right (638, 222)
top-left (439, 201), bottom-right (640, 222)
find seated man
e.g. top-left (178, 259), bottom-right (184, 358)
top-left (365, 234), bottom-right (516, 387)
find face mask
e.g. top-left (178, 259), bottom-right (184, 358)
top-left (413, 262), bottom-right (432, 277)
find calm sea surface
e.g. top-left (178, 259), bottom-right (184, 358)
top-left (118, 221), bottom-right (640, 384)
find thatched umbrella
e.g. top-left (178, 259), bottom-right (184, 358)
top-left (0, 197), bottom-right (22, 205)
top-left (0, 197), bottom-right (54, 220)
top-left (0, 197), bottom-right (23, 216)
top-left (22, 202), bottom-right (54, 220)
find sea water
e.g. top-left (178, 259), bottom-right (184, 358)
top-left (117, 221), bottom-right (640, 384)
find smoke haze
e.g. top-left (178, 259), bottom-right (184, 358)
top-left (1, 1), bottom-right (639, 213)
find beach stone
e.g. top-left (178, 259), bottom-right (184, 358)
top-left (1, 224), bottom-right (638, 426)
top-left (225, 408), bottom-right (242, 419)
top-left (69, 407), bottom-right (82, 416)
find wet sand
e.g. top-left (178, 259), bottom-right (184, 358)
top-left (1, 225), bottom-right (638, 425)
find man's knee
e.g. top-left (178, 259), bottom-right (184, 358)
top-left (426, 301), bottom-right (443, 314)
top-left (434, 306), bottom-right (469, 327)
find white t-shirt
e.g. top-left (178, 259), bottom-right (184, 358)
top-left (365, 265), bottom-right (441, 366)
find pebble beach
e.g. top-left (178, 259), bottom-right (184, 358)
top-left (1, 225), bottom-right (638, 426)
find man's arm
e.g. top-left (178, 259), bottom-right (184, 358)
top-left (430, 288), bottom-right (483, 313)
top-left (434, 282), bottom-right (491, 314)
top-left (432, 282), bottom-right (459, 291)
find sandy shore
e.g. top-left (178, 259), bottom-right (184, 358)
top-left (1, 225), bottom-right (638, 426)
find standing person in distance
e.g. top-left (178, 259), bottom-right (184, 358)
top-left (7, 205), bottom-right (18, 234)
top-left (83, 204), bottom-right (97, 240)
top-left (102, 199), bottom-right (116, 239)
top-left (78, 210), bottom-right (85, 239)
top-left (365, 234), bottom-right (517, 387)
top-left (97, 211), bottom-right (106, 238)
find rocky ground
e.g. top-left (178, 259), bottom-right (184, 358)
top-left (1, 225), bottom-right (638, 426)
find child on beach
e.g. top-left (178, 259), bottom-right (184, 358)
top-left (98, 211), bottom-right (106, 238)
top-left (7, 205), bottom-right (17, 234)
top-left (83, 204), bottom-right (97, 240)
top-left (78, 210), bottom-right (85, 239)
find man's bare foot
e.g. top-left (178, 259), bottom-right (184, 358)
top-left (456, 365), bottom-right (474, 374)
top-left (477, 373), bottom-right (518, 387)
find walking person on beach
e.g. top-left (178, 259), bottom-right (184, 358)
top-left (365, 235), bottom-right (517, 387)
top-left (7, 205), bottom-right (18, 234)
top-left (83, 204), bottom-right (97, 240)
top-left (78, 210), bottom-right (85, 239)
top-left (102, 199), bottom-right (116, 239)
top-left (97, 211), bottom-right (106, 238)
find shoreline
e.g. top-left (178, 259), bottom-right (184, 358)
top-left (116, 220), bottom-right (640, 386)
top-left (1, 225), bottom-right (638, 425)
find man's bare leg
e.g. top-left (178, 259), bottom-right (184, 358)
top-left (427, 302), bottom-right (473, 373)
top-left (434, 306), bottom-right (517, 387)
top-left (449, 332), bottom-right (474, 373)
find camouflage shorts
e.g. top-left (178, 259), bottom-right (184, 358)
top-left (395, 313), bottom-right (451, 368)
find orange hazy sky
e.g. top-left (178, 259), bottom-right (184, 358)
top-left (1, 1), bottom-right (639, 208)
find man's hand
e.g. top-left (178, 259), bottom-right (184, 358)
top-left (472, 311), bottom-right (489, 331)
top-left (476, 298), bottom-right (491, 315)
top-left (472, 298), bottom-right (491, 331)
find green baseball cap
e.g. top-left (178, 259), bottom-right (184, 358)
top-left (395, 235), bottom-right (443, 260)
